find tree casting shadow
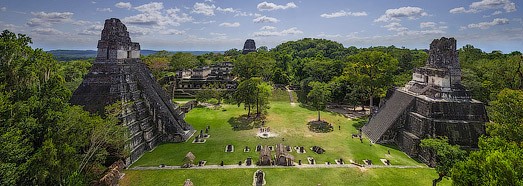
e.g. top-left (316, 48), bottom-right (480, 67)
top-left (227, 114), bottom-right (266, 131)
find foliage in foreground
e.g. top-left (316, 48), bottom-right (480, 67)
top-left (0, 30), bottom-right (125, 185)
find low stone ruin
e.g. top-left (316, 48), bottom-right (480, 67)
top-left (257, 127), bottom-right (277, 138)
top-left (225, 144), bottom-right (234, 152)
top-left (275, 144), bottom-right (294, 166)
top-left (183, 179), bottom-right (194, 186)
top-left (311, 146), bottom-right (325, 154)
top-left (95, 160), bottom-right (125, 186)
top-left (307, 157), bottom-right (315, 165)
top-left (244, 146), bottom-right (251, 152)
top-left (258, 146), bottom-right (273, 166)
top-left (182, 152), bottom-right (195, 168)
top-left (363, 159), bottom-right (372, 165)
top-left (246, 157), bottom-right (253, 166)
top-left (294, 146), bottom-right (306, 154)
top-left (253, 170), bottom-right (266, 186)
top-left (193, 129), bottom-right (210, 143)
top-left (198, 160), bottom-right (207, 167)
top-left (380, 159), bottom-right (391, 165)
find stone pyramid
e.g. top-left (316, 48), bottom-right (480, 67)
top-left (70, 18), bottom-right (194, 164)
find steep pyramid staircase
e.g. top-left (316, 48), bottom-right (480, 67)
top-left (362, 90), bottom-right (415, 143)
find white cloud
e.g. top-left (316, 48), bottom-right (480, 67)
top-left (257, 2), bottom-right (297, 11)
top-left (449, 7), bottom-right (476, 14)
top-left (374, 7), bottom-right (428, 22)
top-left (115, 2), bottom-right (132, 9)
top-left (320, 10), bottom-right (368, 18)
top-left (122, 2), bottom-right (192, 27)
top-left (253, 16), bottom-right (279, 23)
top-left (420, 22), bottom-right (437, 29)
top-left (192, 2), bottom-right (215, 16)
top-left (135, 2), bottom-right (163, 13)
top-left (210, 32), bottom-right (226, 36)
top-left (467, 18), bottom-right (509, 29)
top-left (192, 20), bottom-right (216, 24)
top-left (450, 0), bottom-right (516, 14)
top-left (216, 7), bottom-right (236, 13)
top-left (383, 22), bottom-right (408, 32)
top-left (159, 29), bottom-right (185, 35)
top-left (219, 22), bottom-right (240, 27)
top-left (32, 27), bottom-right (64, 35)
top-left (1, 7), bottom-right (6, 11)
top-left (492, 10), bottom-right (503, 15)
top-left (253, 27), bottom-right (303, 37)
top-left (260, 26), bottom-right (276, 30)
top-left (96, 8), bottom-right (112, 12)
top-left (317, 33), bottom-right (342, 38)
top-left (166, 8), bottom-right (193, 23)
top-left (26, 11), bottom-right (74, 27)
top-left (78, 25), bottom-right (103, 36)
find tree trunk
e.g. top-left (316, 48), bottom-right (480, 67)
top-left (247, 104), bottom-right (251, 117)
top-left (256, 95), bottom-right (259, 117)
top-left (318, 110), bottom-right (321, 121)
top-left (432, 174), bottom-right (444, 186)
top-left (369, 95), bottom-right (374, 116)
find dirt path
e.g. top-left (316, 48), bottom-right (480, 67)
top-left (285, 86), bottom-right (297, 106)
top-left (130, 164), bottom-right (427, 170)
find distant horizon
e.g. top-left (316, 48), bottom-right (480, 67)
top-left (2, 0), bottom-right (521, 53)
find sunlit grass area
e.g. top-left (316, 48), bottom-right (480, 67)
top-left (133, 91), bottom-right (422, 167)
top-left (120, 168), bottom-right (449, 186)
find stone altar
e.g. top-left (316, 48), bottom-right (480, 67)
top-left (70, 18), bottom-right (194, 165)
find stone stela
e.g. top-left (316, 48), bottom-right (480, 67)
top-left (70, 18), bottom-right (195, 165)
top-left (362, 37), bottom-right (488, 166)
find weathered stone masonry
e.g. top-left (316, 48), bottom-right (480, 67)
top-left (362, 37), bottom-right (488, 165)
top-left (71, 18), bottom-right (194, 165)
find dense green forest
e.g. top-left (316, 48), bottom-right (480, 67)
top-left (2, 29), bottom-right (522, 185)
top-left (0, 30), bottom-right (127, 185)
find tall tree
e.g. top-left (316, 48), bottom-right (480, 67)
top-left (170, 52), bottom-right (199, 71)
top-left (450, 89), bottom-right (523, 186)
top-left (234, 78), bottom-right (259, 116)
top-left (420, 138), bottom-right (466, 186)
top-left (232, 52), bottom-right (275, 81)
top-left (307, 81), bottom-right (331, 121)
top-left (255, 82), bottom-right (272, 116)
top-left (0, 30), bottom-right (125, 185)
top-left (344, 51), bottom-right (398, 113)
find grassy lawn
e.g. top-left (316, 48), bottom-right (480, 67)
top-left (132, 91), bottom-right (423, 167)
top-left (120, 168), bottom-right (451, 186)
top-left (173, 98), bottom-right (195, 105)
top-left (123, 90), bottom-right (443, 185)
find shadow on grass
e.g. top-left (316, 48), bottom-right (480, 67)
top-left (352, 117), bottom-right (369, 129)
top-left (227, 114), bottom-right (266, 131)
top-left (307, 120), bottom-right (333, 133)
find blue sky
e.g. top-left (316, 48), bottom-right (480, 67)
top-left (0, 0), bottom-right (521, 52)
